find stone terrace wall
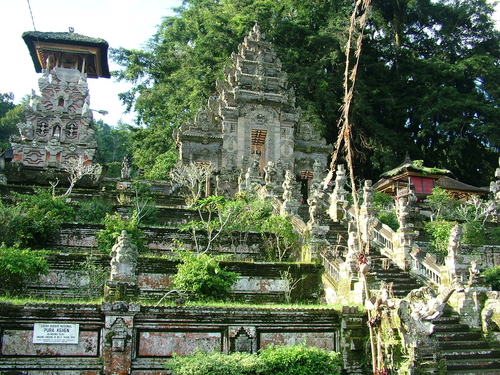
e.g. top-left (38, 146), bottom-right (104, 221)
top-left (52, 223), bottom-right (267, 260)
top-left (30, 254), bottom-right (323, 304)
top-left (0, 302), bottom-right (366, 375)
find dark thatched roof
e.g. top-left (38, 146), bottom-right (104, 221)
top-left (22, 31), bottom-right (110, 78)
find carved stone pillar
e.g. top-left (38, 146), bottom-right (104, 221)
top-left (102, 301), bottom-right (140, 375)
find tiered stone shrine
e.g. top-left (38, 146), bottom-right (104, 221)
top-left (7, 31), bottom-right (109, 184)
top-left (175, 25), bottom-right (330, 189)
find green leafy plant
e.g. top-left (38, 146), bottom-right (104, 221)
top-left (483, 266), bottom-right (500, 291)
top-left (70, 254), bottom-right (107, 300)
top-left (172, 252), bottom-right (238, 301)
top-left (424, 220), bottom-right (456, 261)
top-left (165, 344), bottom-right (342, 375)
top-left (0, 244), bottom-right (48, 296)
top-left (425, 187), bottom-right (459, 221)
top-left (75, 196), bottom-right (113, 223)
top-left (377, 211), bottom-right (399, 231)
top-left (258, 344), bottom-right (342, 375)
top-left (0, 189), bottom-right (75, 248)
top-left (96, 212), bottom-right (145, 253)
top-left (261, 215), bottom-right (300, 262)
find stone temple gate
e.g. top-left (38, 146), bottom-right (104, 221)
top-left (174, 25), bottom-right (331, 186)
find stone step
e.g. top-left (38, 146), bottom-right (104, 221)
top-left (439, 340), bottom-right (491, 350)
top-left (435, 331), bottom-right (483, 342)
top-left (447, 370), bottom-right (500, 375)
top-left (434, 323), bottom-right (471, 332)
top-left (434, 315), bottom-right (461, 324)
top-left (443, 348), bottom-right (500, 360)
top-left (445, 358), bottom-right (500, 372)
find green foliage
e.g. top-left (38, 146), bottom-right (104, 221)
top-left (377, 211), bottom-right (399, 231)
top-left (373, 191), bottom-right (394, 210)
top-left (167, 350), bottom-right (263, 375)
top-left (424, 220), bottom-right (456, 260)
top-left (462, 221), bottom-right (485, 245)
top-left (166, 344), bottom-right (342, 375)
top-left (486, 226), bottom-right (500, 245)
top-left (258, 344), bottom-right (342, 375)
top-left (0, 102), bottom-right (24, 151)
top-left (113, 0), bottom-right (500, 184)
top-left (146, 148), bottom-right (178, 180)
top-left (93, 119), bottom-right (133, 165)
top-left (483, 266), bottom-right (500, 291)
top-left (0, 189), bottom-right (75, 248)
top-left (261, 215), bottom-right (299, 262)
top-left (0, 245), bottom-right (48, 296)
top-left (105, 161), bottom-right (122, 178)
top-left (96, 212), bottom-right (145, 253)
top-left (172, 252), bottom-right (238, 300)
top-left (74, 197), bottom-right (114, 223)
top-left (70, 255), bottom-right (107, 300)
top-left (425, 187), bottom-right (458, 221)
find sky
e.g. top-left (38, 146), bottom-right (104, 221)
top-left (1, 0), bottom-right (499, 126)
top-left (0, 0), bottom-right (182, 126)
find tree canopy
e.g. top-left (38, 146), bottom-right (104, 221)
top-left (112, 0), bottom-right (500, 185)
top-left (0, 93), bottom-right (23, 152)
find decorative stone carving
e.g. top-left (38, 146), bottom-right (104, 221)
top-left (398, 286), bottom-right (455, 347)
top-left (11, 62), bottom-right (98, 176)
top-left (362, 180), bottom-right (374, 208)
top-left (395, 197), bottom-right (409, 231)
top-left (331, 164), bottom-right (348, 202)
top-left (121, 156), bottom-right (132, 180)
top-left (175, 24), bottom-right (330, 188)
top-left (110, 231), bottom-right (138, 282)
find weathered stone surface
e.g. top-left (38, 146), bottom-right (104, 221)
top-left (2, 330), bottom-right (98, 356)
top-left (259, 331), bottom-right (338, 350)
top-left (138, 331), bottom-right (222, 356)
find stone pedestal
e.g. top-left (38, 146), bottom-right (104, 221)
top-left (328, 199), bottom-right (348, 222)
top-left (104, 281), bottom-right (138, 302)
top-left (102, 302), bottom-right (140, 375)
top-left (116, 180), bottom-right (133, 190)
top-left (393, 230), bottom-right (415, 270)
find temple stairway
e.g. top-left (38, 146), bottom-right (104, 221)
top-left (433, 307), bottom-right (500, 374)
top-left (322, 219), bottom-right (423, 298)
top-left (364, 245), bottom-right (423, 298)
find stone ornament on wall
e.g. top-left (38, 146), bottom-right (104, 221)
top-left (229, 326), bottom-right (257, 354)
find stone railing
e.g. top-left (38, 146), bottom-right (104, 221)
top-left (410, 251), bottom-right (442, 286)
top-left (371, 221), bottom-right (394, 253)
top-left (321, 253), bottom-right (341, 284)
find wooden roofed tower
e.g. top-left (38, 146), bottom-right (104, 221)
top-left (7, 30), bottom-right (110, 184)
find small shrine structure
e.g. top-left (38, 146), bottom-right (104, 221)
top-left (7, 30), bottom-right (109, 184)
top-left (373, 155), bottom-right (488, 201)
top-left (174, 25), bottom-right (330, 189)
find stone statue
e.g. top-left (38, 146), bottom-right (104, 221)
top-left (395, 197), bottom-right (409, 231)
top-left (447, 223), bottom-right (462, 258)
top-left (110, 230), bottom-right (138, 282)
top-left (398, 286), bottom-right (455, 347)
top-left (17, 121), bottom-right (34, 141)
top-left (264, 161), bottom-right (277, 185)
top-left (282, 169), bottom-right (294, 202)
top-left (362, 180), bottom-right (373, 208)
top-left (331, 164), bottom-right (348, 201)
top-left (307, 189), bottom-right (324, 226)
top-left (121, 156), bottom-right (132, 180)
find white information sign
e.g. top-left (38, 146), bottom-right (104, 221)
top-left (33, 323), bottom-right (79, 344)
